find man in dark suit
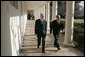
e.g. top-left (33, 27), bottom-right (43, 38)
top-left (51, 15), bottom-right (61, 50)
top-left (35, 14), bottom-right (47, 53)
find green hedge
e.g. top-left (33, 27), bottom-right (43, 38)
top-left (73, 23), bottom-right (84, 52)
top-left (74, 23), bottom-right (84, 28)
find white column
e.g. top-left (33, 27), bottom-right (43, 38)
top-left (63, 1), bottom-right (75, 47)
top-left (52, 1), bottom-right (57, 21)
top-left (38, 8), bottom-right (40, 18)
top-left (36, 9), bottom-right (38, 20)
top-left (56, 1), bottom-right (58, 15)
top-left (36, 10), bottom-right (38, 19)
top-left (35, 9), bottom-right (38, 19)
top-left (40, 5), bottom-right (44, 19)
top-left (34, 10), bottom-right (36, 20)
top-left (41, 7), bottom-right (43, 13)
top-left (45, 2), bottom-right (50, 30)
top-left (40, 7), bottom-right (41, 14)
top-left (43, 5), bottom-right (45, 19)
top-left (39, 8), bottom-right (40, 17)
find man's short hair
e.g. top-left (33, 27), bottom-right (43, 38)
top-left (56, 15), bottom-right (60, 18)
top-left (40, 13), bottom-right (44, 18)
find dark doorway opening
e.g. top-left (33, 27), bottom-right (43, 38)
top-left (27, 10), bottom-right (35, 20)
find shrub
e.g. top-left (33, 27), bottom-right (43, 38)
top-left (73, 23), bottom-right (84, 52)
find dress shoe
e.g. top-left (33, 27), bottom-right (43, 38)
top-left (57, 47), bottom-right (60, 50)
top-left (37, 45), bottom-right (39, 48)
top-left (42, 51), bottom-right (45, 53)
top-left (54, 45), bottom-right (57, 47)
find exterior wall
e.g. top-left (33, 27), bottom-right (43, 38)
top-left (1, 1), bottom-right (12, 56)
top-left (20, 1), bottom-right (27, 37)
top-left (9, 2), bottom-right (20, 56)
top-left (9, 1), bottom-right (27, 56)
top-left (1, 1), bottom-right (27, 56)
top-left (20, 11), bottom-right (27, 37)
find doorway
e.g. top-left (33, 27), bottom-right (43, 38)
top-left (27, 10), bottom-right (35, 20)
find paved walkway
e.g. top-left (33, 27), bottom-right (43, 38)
top-left (19, 20), bottom-right (84, 56)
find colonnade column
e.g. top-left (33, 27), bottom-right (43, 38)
top-left (63, 1), bottom-right (75, 47)
top-left (45, 2), bottom-right (51, 34)
top-left (52, 1), bottom-right (57, 20)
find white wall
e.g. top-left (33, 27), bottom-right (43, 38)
top-left (9, 2), bottom-right (20, 56)
top-left (20, 12), bottom-right (27, 36)
top-left (1, 1), bottom-right (12, 56)
top-left (9, 1), bottom-right (27, 56)
top-left (1, 1), bottom-right (28, 56)
top-left (20, 1), bottom-right (27, 37)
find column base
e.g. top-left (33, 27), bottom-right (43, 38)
top-left (63, 42), bottom-right (75, 47)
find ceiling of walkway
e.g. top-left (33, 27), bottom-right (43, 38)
top-left (27, 1), bottom-right (47, 10)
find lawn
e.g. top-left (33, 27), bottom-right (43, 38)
top-left (61, 19), bottom-right (84, 23)
top-left (74, 19), bottom-right (84, 23)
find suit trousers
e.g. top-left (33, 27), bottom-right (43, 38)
top-left (37, 34), bottom-right (45, 52)
top-left (53, 34), bottom-right (60, 48)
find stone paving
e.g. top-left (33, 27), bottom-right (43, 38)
top-left (19, 20), bottom-right (84, 56)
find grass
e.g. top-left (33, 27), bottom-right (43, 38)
top-left (61, 19), bottom-right (84, 23)
top-left (74, 19), bottom-right (84, 23)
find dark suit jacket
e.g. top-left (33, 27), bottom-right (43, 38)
top-left (60, 20), bottom-right (65, 31)
top-left (35, 19), bottom-right (47, 37)
top-left (52, 20), bottom-right (61, 35)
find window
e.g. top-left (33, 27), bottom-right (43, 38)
top-left (10, 1), bottom-right (18, 9)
